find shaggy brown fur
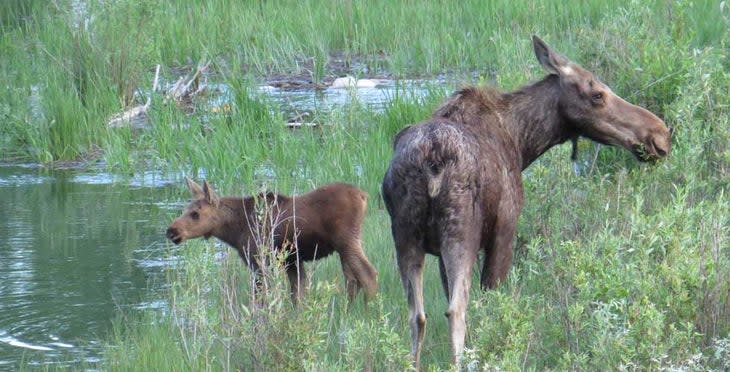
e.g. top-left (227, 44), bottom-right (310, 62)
top-left (382, 36), bottom-right (671, 369)
top-left (166, 179), bottom-right (378, 303)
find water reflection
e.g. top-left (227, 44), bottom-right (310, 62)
top-left (0, 165), bottom-right (181, 367)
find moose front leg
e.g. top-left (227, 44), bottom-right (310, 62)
top-left (481, 200), bottom-right (520, 289)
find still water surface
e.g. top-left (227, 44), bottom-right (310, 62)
top-left (0, 164), bottom-right (183, 368)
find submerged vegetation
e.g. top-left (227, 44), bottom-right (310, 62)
top-left (2, 0), bottom-right (728, 370)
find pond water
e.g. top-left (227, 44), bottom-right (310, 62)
top-left (256, 78), bottom-right (443, 115)
top-left (0, 164), bottom-right (184, 369)
top-left (199, 78), bottom-right (447, 126)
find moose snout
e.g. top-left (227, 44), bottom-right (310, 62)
top-left (648, 136), bottom-right (669, 158)
top-left (630, 105), bottom-right (672, 161)
top-left (650, 128), bottom-right (672, 159)
top-left (635, 132), bottom-right (671, 162)
top-left (166, 227), bottom-right (183, 245)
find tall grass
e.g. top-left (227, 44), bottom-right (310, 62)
top-left (3, 0), bottom-right (728, 370)
top-left (1, 0), bottom-right (727, 162)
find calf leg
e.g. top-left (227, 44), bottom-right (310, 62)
top-left (340, 253), bottom-right (378, 303)
top-left (353, 251), bottom-right (378, 301)
top-left (339, 254), bottom-right (360, 303)
top-left (235, 247), bottom-right (262, 294)
top-left (339, 247), bottom-right (378, 304)
top-left (286, 260), bottom-right (308, 303)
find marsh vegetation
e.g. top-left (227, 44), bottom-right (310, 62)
top-left (2, 0), bottom-right (728, 370)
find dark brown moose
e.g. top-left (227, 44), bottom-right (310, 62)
top-left (166, 178), bottom-right (378, 304)
top-left (382, 36), bottom-right (671, 369)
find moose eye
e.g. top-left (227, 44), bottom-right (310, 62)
top-left (190, 211), bottom-right (199, 220)
top-left (591, 92), bottom-right (604, 103)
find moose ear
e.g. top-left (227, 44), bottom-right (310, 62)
top-left (532, 35), bottom-right (572, 76)
top-left (185, 177), bottom-right (205, 199)
top-left (202, 180), bottom-right (220, 207)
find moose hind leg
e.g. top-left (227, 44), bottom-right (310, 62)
top-left (438, 256), bottom-right (450, 300)
top-left (439, 207), bottom-right (482, 367)
top-left (442, 246), bottom-right (479, 367)
top-left (395, 238), bottom-right (427, 370)
top-left (384, 171), bottom-right (430, 369)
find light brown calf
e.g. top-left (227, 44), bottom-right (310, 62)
top-left (167, 178), bottom-right (378, 303)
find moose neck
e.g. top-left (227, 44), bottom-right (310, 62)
top-left (503, 75), bottom-right (572, 170)
top-left (214, 197), bottom-right (251, 250)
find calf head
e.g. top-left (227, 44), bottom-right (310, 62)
top-left (533, 35), bottom-right (671, 161)
top-left (166, 178), bottom-right (223, 245)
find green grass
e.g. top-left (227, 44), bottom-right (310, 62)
top-left (1, 0), bottom-right (727, 162)
top-left (3, 0), bottom-right (729, 370)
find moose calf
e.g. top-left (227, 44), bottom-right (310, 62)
top-left (166, 178), bottom-right (378, 303)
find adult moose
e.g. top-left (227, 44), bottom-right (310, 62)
top-left (167, 178), bottom-right (378, 304)
top-left (382, 36), bottom-right (671, 369)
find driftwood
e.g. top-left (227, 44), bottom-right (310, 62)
top-left (108, 61), bottom-right (211, 129)
top-left (164, 60), bottom-right (210, 104)
top-left (107, 60), bottom-right (338, 130)
top-left (285, 122), bottom-right (319, 129)
top-left (106, 105), bottom-right (150, 129)
top-left (285, 111), bottom-right (318, 129)
top-left (107, 64), bottom-right (160, 129)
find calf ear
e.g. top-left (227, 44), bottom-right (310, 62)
top-left (202, 181), bottom-right (220, 207)
top-left (186, 177), bottom-right (205, 199)
top-left (532, 35), bottom-right (572, 76)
